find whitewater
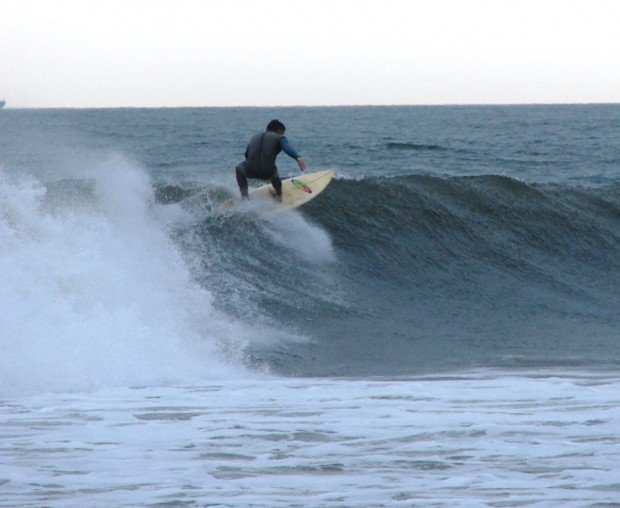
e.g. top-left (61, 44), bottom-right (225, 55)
top-left (1, 105), bottom-right (619, 506)
top-left (2, 374), bottom-right (619, 507)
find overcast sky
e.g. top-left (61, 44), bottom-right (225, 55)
top-left (1, 0), bottom-right (619, 108)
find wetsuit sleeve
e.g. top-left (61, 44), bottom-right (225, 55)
top-left (280, 136), bottom-right (301, 160)
top-left (244, 144), bottom-right (249, 160)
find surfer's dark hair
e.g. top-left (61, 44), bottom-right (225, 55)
top-left (266, 119), bottom-right (286, 133)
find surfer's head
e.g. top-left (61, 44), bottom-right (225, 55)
top-left (266, 119), bottom-right (286, 135)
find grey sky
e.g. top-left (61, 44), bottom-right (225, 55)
top-left (2, 0), bottom-right (619, 108)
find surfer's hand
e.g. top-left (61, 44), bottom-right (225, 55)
top-left (297, 158), bottom-right (307, 171)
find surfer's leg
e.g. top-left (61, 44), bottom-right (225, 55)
top-left (235, 163), bottom-right (249, 198)
top-left (270, 174), bottom-right (282, 198)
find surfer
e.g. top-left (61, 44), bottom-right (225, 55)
top-left (235, 119), bottom-right (307, 202)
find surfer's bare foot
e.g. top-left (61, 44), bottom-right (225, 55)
top-left (268, 188), bottom-right (283, 202)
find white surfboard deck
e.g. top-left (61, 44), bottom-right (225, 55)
top-left (222, 169), bottom-right (335, 213)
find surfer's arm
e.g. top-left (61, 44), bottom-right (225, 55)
top-left (280, 136), bottom-right (307, 171)
top-left (244, 144), bottom-right (249, 160)
top-left (280, 136), bottom-right (300, 160)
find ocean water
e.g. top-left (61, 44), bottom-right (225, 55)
top-left (1, 105), bottom-right (619, 506)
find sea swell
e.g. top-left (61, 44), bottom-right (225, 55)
top-left (163, 174), bottom-right (620, 376)
top-left (2, 163), bottom-right (618, 386)
top-left (3, 104), bottom-right (619, 388)
top-left (385, 142), bottom-right (445, 151)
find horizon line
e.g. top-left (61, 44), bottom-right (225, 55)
top-left (2, 101), bottom-right (620, 110)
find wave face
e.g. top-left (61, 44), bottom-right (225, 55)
top-left (168, 174), bottom-right (620, 376)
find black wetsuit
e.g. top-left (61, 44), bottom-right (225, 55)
top-left (235, 131), bottom-right (301, 198)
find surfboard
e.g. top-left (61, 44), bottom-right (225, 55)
top-left (222, 169), bottom-right (335, 212)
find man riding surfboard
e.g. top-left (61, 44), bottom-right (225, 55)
top-left (235, 119), bottom-right (307, 202)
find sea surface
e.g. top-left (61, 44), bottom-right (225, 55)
top-left (1, 105), bottom-right (619, 506)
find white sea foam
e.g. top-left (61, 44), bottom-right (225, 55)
top-left (0, 371), bottom-right (618, 507)
top-left (0, 155), bottom-right (252, 397)
top-left (263, 211), bottom-right (336, 264)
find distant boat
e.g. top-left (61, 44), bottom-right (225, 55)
top-left (0, 100), bottom-right (5, 109)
